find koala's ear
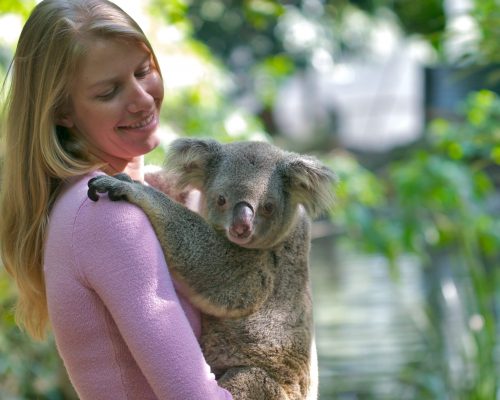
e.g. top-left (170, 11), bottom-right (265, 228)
top-left (282, 155), bottom-right (337, 218)
top-left (165, 138), bottom-right (222, 189)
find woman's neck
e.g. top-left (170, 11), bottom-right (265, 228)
top-left (123, 157), bottom-right (144, 182)
top-left (100, 156), bottom-right (145, 182)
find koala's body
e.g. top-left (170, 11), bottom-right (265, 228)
top-left (88, 139), bottom-right (336, 400)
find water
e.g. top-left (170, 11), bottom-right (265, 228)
top-left (310, 235), bottom-right (428, 399)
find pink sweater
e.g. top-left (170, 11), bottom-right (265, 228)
top-left (44, 172), bottom-right (232, 400)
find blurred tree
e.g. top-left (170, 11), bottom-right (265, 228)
top-left (348, 0), bottom-right (446, 44)
top-left (328, 90), bottom-right (499, 398)
top-left (0, 0), bottom-right (35, 17)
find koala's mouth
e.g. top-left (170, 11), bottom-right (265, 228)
top-left (227, 230), bottom-right (253, 246)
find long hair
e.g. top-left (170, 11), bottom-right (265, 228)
top-left (0, 0), bottom-right (160, 340)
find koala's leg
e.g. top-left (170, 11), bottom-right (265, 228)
top-left (88, 175), bottom-right (273, 318)
top-left (219, 367), bottom-right (289, 400)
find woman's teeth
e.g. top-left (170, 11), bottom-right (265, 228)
top-left (124, 114), bottom-right (154, 129)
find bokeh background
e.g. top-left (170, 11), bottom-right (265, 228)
top-left (1, 0), bottom-right (499, 399)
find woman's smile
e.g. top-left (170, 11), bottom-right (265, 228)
top-left (119, 111), bottom-right (158, 131)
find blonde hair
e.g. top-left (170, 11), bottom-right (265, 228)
top-left (0, 0), bottom-right (160, 340)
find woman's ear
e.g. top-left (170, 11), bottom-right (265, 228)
top-left (55, 101), bottom-right (74, 127)
top-left (56, 114), bottom-right (74, 128)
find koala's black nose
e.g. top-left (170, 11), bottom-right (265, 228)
top-left (231, 202), bottom-right (254, 237)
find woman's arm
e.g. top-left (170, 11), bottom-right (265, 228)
top-left (74, 196), bottom-right (232, 400)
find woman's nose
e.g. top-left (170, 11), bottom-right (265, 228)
top-left (127, 81), bottom-right (154, 113)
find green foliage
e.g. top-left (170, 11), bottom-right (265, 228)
top-left (334, 0), bottom-right (446, 55)
top-left (430, 90), bottom-right (500, 165)
top-left (0, 0), bottom-right (35, 18)
top-left (350, 0), bottom-right (500, 64)
top-left (471, 0), bottom-right (500, 64)
top-left (332, 90), bottom-right (500, 259)
top-left (149, 0), bottom-right (189, 25)
top-left (0, 272), bottom-right (76, 399)
top-left (325, 151), bottom-right (395, 257)
top-left (329, 90), bottom-right (499, 398)
top-left (252, 55), bottom-right (295, 108)
top-left (160, 78), bottom-right (270, 145)
top-left (186, 0), bottom-right (286, 60)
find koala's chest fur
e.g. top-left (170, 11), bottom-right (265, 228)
top-left (200, 214), bottom-right (313, 384)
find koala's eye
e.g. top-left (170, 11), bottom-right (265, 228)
top-left (217, 195), bottom-right (226, 207)
top-left (263, 202), bottom-right (275, 215)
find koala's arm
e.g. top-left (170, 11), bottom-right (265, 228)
top-left (88, 175), bottom-right (273, 318)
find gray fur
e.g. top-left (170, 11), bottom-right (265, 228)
top-left (87, 139), bottom-right (336, 400)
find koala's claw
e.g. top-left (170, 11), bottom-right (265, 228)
top-left (87, 177), bottom-right (103, 202)
top-left (87, 174), bottom-right (134, 202)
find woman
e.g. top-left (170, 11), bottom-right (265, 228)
top-left (0, 0), bottom-right (232, 399)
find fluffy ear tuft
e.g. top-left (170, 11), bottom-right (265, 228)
top-left (164, 138), bottom-right (222, 190)
top-left (282, 155), bottom-right (337, 218)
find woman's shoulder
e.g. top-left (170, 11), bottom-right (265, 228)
top-left (47, 171), bottom-right (161, 281)
top-left (53, 171), bottom-right (101, 215)
top-left (52, 172), bottom-right (154, 240)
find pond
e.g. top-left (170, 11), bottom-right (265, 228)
top-left (310, 234), bottom-right (433, 399)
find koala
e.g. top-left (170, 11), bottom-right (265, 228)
top-left (87, 139), bottom-right (336, 400)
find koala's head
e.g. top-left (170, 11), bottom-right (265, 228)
top-left (165, 138), bottom-right (336, 249)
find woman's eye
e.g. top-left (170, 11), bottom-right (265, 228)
top-left (96, 88), bottom-right (117, 101)
top-left (135, 65), bottom-right (151, 79)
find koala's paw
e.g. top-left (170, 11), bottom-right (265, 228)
top-left (87, 174), bottom-right (135, 202)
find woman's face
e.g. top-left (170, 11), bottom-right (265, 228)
top-left (60, 38), bottom-right (164, 172)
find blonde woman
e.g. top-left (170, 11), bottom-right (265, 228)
top-left (0, 0), bottom-right (232, 399)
